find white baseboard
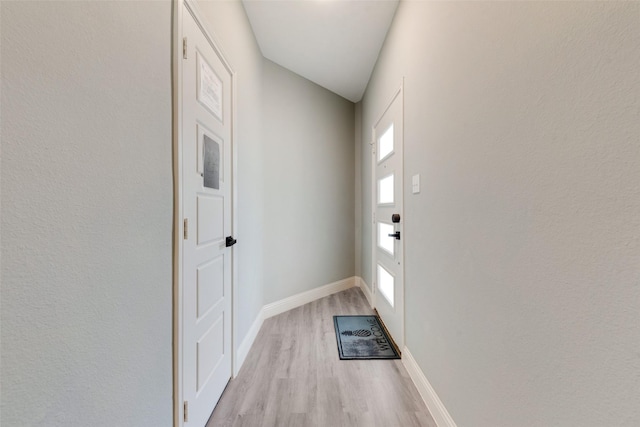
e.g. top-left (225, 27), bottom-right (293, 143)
top-left (402, 346), bottom-right (457, 427)
top-left (355, 276), bottom-right (374, 308)
top-left (234, 276), bottom-right (357, 376)
top-left (262, 276), bottom-right (357, 319)
top-left (234, 307), bottom-right (264, 377)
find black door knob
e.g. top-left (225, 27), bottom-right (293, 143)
top-left (388, 231), bottom-right (401, 240)
top-left (392, 214), bottom-right (401, 223)
top-left (225, 236), bottom-right (237, 247)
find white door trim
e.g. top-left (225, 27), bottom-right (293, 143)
top-left (370, 80), bottom-right (405, 350)
top-left (172, 1), bottom-right (238, 425)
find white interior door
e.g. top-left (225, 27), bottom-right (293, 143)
top-left (181, 5), bottom-right (233, 426)
top-left (373, 87), bottom-right (404, 350)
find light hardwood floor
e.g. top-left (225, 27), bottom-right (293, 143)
top-left (207, 287), bottom-right (437, 427)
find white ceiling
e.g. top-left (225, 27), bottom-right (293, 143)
top-left (242, 0), bottom-right (399, 103)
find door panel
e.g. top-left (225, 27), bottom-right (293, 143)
top-left (182, 5), bottom-right (233, 426)
top-left (196, 315), bottom-right (224, 390)
top-left (196, 195), bottom-right (224, 245)
top-left (196, 256), bottom-right (224, 318)
top-left (373, 88), bottom-right (404, 350)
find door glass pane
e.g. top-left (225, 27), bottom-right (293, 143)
top-left (378, 174), bottom-right (394, 204)
top-left (378, 124), bottom-right (394, 161)
top-left (377, 264), bottom-right (394, 307)
top-left (203, 135), bottom-right (220, 189)
top-left (378, 222), bottom-right (395, 255)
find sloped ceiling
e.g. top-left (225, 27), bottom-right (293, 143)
top-left (242, 0), bottom-right (399, 103)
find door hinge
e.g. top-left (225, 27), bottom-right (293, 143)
top-left (183, 218), bottom-right (188, 240)
top-left (183, 37), bottom-right (188, 59)
top-left (183, 401), bottom-right (189, 422)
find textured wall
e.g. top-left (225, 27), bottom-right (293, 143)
top-left (1, 2), bottom-right (173, 426)
top-left (263, 60), bottom-right (355, 304)
top-left (361, 1), bottom-right (640, 426)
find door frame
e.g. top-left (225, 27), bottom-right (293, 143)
top-left (370, 80), bottom-right (405, 351)
top-left (172, 1), bottom-right (238, 425)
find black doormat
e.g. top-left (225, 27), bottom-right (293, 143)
top-left (333, 315), bottom-right (400, 360)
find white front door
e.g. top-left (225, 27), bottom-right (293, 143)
top-left (373, 87), bottom-right (404, 350)
top-left (181, 5), bottom-right (233, 426)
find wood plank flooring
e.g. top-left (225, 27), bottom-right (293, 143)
top-left (207, 287), bottom-right (436, 427)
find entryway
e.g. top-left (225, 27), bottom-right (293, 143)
top-left (372, 85), bottom-right (405, 351)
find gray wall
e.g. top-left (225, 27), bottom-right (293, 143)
top-left (263, 60), bottom-right (355, 304)
top-left (1, 1), bottom-right (354, 425)
top-left (360, 1), bottom-right (640, 426)
top-left (195, 2), bottom-right (357, 323)
top-left (194, 0), bottom-right (265, 351)
top-left (1, 2), bottom-right (173, 426)
top-left (354, 102), bottom-right (363, 278)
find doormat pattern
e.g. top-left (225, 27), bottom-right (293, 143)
top-left (333, 315), bottom-right (400, 360)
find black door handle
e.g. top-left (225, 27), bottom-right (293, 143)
top-left (388, 232), bottom-right (400, 240)
top-left (225, 236), bottom-right (237, 247)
